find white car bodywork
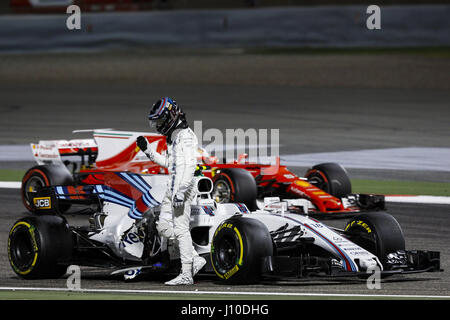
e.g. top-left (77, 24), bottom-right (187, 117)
top-left (88, 174), bottom-right (382, 273)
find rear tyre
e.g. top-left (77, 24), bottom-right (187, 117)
top-left (212, 168), bottom-right (257, 211)
top-left (305, 162), bottom-right (351, 198)
top-left (21, 165), bottom-right (74, 213)
top-left (8, 215), bottom-right (73, 279)
top-left (345, 211), bottom-right (405, 267)
top-left (210, 216), bottom-right (273, 284)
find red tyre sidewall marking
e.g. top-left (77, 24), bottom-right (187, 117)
top-left (21, 169), bottom-right (50, 211)
top-left (215, 173), bottom-right (236, 201)
top-left (306, 169), bottom-right (329, 185)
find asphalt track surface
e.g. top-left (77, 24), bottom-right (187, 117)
top-left (0, 188), bottom-right (449, 297)
top-left (1, 51), bottom-right (449, 181)
top-left (0, 51), bottom-right (449, 298)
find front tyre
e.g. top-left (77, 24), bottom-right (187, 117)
top-left (305, 162), bottom-right (351, 198)
top-left (8, 216), bottom-right (73, 279)
top-left (345, 211), bottom-right (405, 267)
top-left (210, 216), bottom-right (273, 284)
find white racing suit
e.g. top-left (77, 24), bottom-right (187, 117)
top-left (144, 127), bottom-right (199, 274)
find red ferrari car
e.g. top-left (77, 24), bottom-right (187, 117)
top-left (21, 129), bottom-right (384, 217)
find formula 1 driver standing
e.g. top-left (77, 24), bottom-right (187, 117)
top-left (136, 97), bottom-right (206, 285)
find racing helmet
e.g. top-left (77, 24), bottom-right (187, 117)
top-left (148, 97), bottom-right (185, 136)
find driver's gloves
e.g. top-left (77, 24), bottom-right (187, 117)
top-left (173, 192), bottom-right (185, 208)
top-left (136, 136), bottom-right (148, 152)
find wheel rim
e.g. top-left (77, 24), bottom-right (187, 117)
top-left (213, 180), bottom-right (232, 203)
top-left (216, 234), bottom-right (238, 270)
top-left (307, 171), bottom-right (330, 193)
top-left (23, 175), bottom-right (45, 207)
top-left (10, 227), bottom-right (35, 271)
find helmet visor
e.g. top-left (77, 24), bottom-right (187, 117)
top-left (149, 112), bottom-right (170, 134)
top-left (149, 116), bottom-right (165, 128)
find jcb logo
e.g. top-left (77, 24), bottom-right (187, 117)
top-left (34, 197), bottom-right (51, 209)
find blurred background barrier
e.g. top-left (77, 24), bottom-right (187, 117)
top-left (0, 4), bottom-right (449, 52)
top-left (4, 1), bottom-right (450, 13)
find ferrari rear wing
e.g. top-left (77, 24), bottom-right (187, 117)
top-left (31, 139), bottom-right (98, 166)
top-left (30, 128), bottom-right (118, 166)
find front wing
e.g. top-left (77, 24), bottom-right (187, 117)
top-left (260, 250), bottom-right (441, 279)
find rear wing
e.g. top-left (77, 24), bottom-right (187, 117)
top-left (30, 129), bottom-right (218, 170)
top-left (31, 139), bottom-right (98, 166)
top-left (29, 129), bottom-right (167, 172)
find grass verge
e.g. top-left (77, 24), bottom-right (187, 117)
top-left (351, 179), bottom-right (450, 197)
top-left (0, 169), bottom-right (25, 182)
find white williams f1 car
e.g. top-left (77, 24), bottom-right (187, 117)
top-left (8, 169), bottom-right (441, 283)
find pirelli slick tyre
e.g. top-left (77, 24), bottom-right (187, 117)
top-left (345, 212), bottom-right (405, 267)
top-left (305, 162), bottom-right (351, 198)
top-left (21, 165), bottom-right (73, 213)
top-left (210, 216), bottom-right (273, 284)
top-left (8, 216), bottom-right (73, 279)
top-left (212, 168), bottom-right (257, 211)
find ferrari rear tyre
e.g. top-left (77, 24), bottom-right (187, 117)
top-left (212, 168), bottom-right (257, 211)
top-left (8, 215), bottom-right (73, 279)
top-left (21, 165), bottom-right (74, 213)
top-left (210, 216), bottom-right (273, 284)
top-left (305, 162), bottom-right (351, 198)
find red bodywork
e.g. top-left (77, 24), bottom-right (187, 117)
top-left (71, 134), bottom-right (358, 214)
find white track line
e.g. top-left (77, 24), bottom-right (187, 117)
top-left (0, 182), bottom-right (21, 189)
top-left (0, 287), bottom-right (449, 299)
top-left (385, 195), bottom-right (450, 205)
top-left (281, 147), bottom-right (450, 172)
